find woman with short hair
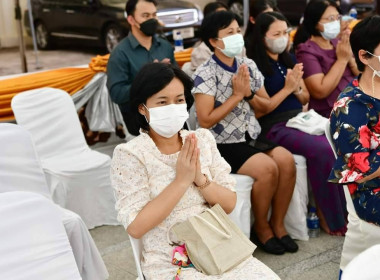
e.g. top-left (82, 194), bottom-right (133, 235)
top-left (329, 15), bottom-right (380, 226)
top-left (192, 11), bottom-right (298, 255)
top-left (111, 62), bottom-right (280, 279)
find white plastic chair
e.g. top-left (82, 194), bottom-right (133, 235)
top-left (128, 235), bottom-right (145, 280)
top-left (0, 123), bottom-right (109, 280)
top-left (0, 191), bottom-right (81, 280)
top-left (11, 87), bottom-right (118, 229)
top-left (325, 121), bottom-right (380, 271)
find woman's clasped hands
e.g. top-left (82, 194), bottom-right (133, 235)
top-left (232, 64), bottom-right (252, 100)
top-left (285, 63), bottom-right (304, 95)
top-left (175, 133), bottom-right (206, 188)
top-left (336, 30), bottom-right (353, 63)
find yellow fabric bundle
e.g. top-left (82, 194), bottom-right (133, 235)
top-left (0, 53), bottom-right (114, 121)
top-left (175, 48), bottom-right (193, 67)
top-left (0, 67), bottom-right (96, 121)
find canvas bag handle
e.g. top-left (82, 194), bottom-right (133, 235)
top-left (193, 208), bottom-right (231, 239)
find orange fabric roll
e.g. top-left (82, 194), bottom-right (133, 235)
top-left (0, 67), bottom-right (96, 121)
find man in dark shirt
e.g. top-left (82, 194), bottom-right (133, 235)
top-left (106, 0), bottom-right (176, 130)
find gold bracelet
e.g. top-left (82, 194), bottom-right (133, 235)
top-left (195, 174), bottom-right (211, 190)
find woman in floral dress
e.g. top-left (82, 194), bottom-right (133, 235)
top-left (329, 15), bottom-right (380, 225)
top-left (111, 62), bottom-right (280, 279)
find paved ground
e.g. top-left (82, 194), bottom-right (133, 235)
top-left (1, 46), bottom-right (345, 280)
top-left (0, 45), bottom-right (103, 76)
top-left (90, 224), bottom-right (344, 280)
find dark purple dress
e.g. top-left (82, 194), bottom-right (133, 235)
top-left (259, 58), bottom-right (347, 235)
top-left (296, 39), bottom-right (355, 118)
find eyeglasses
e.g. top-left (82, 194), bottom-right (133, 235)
top-left (320, 14), bottom-right (342, 22)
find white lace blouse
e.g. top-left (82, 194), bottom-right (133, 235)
top-left (111, 128), bottom-right (279, 280)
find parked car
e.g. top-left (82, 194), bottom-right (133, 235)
top-left (24, 0), bottom-right (203, 53)
top-left (221, 0), bottom-right (377, 26)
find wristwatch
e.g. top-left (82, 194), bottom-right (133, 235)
top-left (244, 91), bottom-right (255, 101)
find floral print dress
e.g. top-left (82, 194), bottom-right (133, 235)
top-left (111, 128), bottom-right (280, 280)
top-left (329, 77), bottom-right (380, 226)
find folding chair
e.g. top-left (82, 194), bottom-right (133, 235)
top-left (129, 235), bottom-right (145, 280)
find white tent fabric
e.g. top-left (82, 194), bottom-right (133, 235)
top-left (71, 72), bottom-right (125, 133)
top-left (0, 191), bottom-right (81, 280)
top-left (11, 87), bottom-right (118, 229)
top-left (325, 121), bottom-right (380, 271)
top-left (0, 123), bottom-right (109, 280)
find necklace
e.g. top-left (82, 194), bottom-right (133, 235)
top-left (358, 80), bottom-right (375, 98)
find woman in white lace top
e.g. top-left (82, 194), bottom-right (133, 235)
top-left (110, 63), bottom-right (279, 279)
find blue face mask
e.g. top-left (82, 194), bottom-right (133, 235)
top-left (217, 34), bottom-right (244, 58)
top-left (320, 20), bottom-right (340, 40)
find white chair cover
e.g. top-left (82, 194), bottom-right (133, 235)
top-left (286, 154), bottom-right (309, 241)
top-left (342, 244), bottom-right (380, 280)
top-left (0, 123), bottom-right (109, 280)
top-left (229, 174), bottom-right (254, 238)
top-left (129, 235), bottom-right (145, 280)
top-left (0, 191), bottom-right (81, 280)
top-left (229, 155), bottom-right (309, 241)
top-left (11, 87), bottom-right (118, 229)
top-left (325, 121), bottom-right (380, 270)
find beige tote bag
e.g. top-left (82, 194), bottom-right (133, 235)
top-left (170, 204), bottom-right (256, 275)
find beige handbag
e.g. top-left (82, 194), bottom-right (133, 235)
top-left (170, 204), bottom-right (256, 275)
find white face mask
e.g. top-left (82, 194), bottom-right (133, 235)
top-left (367, 51), bottom-right (380, 78)
top-left (217, 34), bottom-right (244, 58)
top-left (143, 103), bottom-right (189, 138)
top-left (320, 20), bottom-right (340, 40)
top-left (265, 36), bottom-right (288, 54)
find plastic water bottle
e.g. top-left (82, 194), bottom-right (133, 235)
top-left (349, 7), bottom-right (357, 19)
top-left (174, 31), bottom-right (184, 52)
top-left (307, 207), bottom-right (320, 238)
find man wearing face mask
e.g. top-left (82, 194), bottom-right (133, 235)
top-left (106, 0), bottom-right (176, 132)
top-left (293, 0), bottom-right (359, 118)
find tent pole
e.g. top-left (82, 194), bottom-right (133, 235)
top-left (27, 0), bottom-right (41, 69)
top-left (15, 0), bottom-right (28, 73)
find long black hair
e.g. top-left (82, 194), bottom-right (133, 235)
top-left (293, 0), bottom-right (339, 49)
top-left (127, 63), bottom-right (194, 135)
top-left (244, 0), bottom-right (278, 42)
top-left (247, 11), bottom-right (294, 76)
